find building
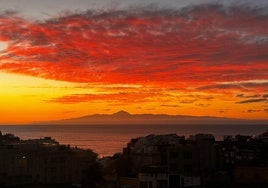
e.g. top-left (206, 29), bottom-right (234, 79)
top-left (234, 166), bottom-right (268, 186)
top-left (121, 134), bottom-right (215, 187)
top-left (0, 132), bottom-right (97, 186)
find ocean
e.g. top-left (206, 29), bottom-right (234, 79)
top-left (0, 124), bottom-right (267, 157)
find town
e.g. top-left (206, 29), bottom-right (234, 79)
top-left (0, 130), bottom-right (267, 187)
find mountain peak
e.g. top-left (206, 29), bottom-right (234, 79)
top-left (113, 110), bottom-right (131, 116)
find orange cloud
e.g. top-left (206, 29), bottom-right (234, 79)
top-left (47, 93), bottom-right (154, 104)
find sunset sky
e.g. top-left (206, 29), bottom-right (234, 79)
top-left (0, 0), bottom-right (267, 123)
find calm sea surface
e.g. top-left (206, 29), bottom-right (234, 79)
top-left (0, 124), bottom-right (267, 157)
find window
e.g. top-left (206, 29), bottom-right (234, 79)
top-left (184, 165), bottom-right (192, 172)
top-left (169, 163), bottom-right (178, 171)
top-left (50, 157), bottom-right (57, 163)
top-left (60, 157), bottom-right (66, 163)
top-left (157, 180), bottom-right (168, 188)
top-left (139, 181), bottom-right (147, 188)
top-left (149, 181), bottom-right (153, 188)
top-left (254, 173), bottom-right (260, 179)
top-left (184, 151), bottom-right (192, 159)
top-left (170, 151), bottom-right (178, 159)
top-left (50, 167), bottom-right (57, 173)
top-left (169, 175), bottom-right (180, 188)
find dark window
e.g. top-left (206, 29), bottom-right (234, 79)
top-left (51, 176), bottom-right (57, 182)
top-left (170, 151), bottom-right (178, 159)
top-left (50, 167), bottom-right (56, 173)
top-left (157, 180), bottom-right (168, 188)
top-left (149, 181), bottom-right (153, 188)
top-left (60, 166), bottom-right (66, 172)
top-left (60, 157), bottom-right (66, 163)
top-left (50, 158), bottom-right (57, 163)
top-left (184, 151), bottom-right (192, 159)
top-left (184, 164), bottom-right (192, 172)
top-left (169, 163), bottom-right (178, 171)
top-left (169, 175), bottom-right (180, 188)
top-left (254, 173), bottom-right (260, 179)
top-left (139, 181), bottom-right (147, 188)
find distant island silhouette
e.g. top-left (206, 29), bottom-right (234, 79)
top-left (36, 110), bottom-right (268, 125)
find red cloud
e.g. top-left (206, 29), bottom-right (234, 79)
top-left (0, 5), bottom-right (267, 88)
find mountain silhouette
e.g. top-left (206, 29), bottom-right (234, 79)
top-left (38, 111), bottom-right (268, 125)
top-left (112, 110), bottom-right (131, 117)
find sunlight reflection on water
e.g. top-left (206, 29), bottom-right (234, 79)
top-left (0, 124), bottom-right (267, 157)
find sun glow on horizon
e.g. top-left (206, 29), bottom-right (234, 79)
top-left (0, 71), bottom-right (267, 124)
